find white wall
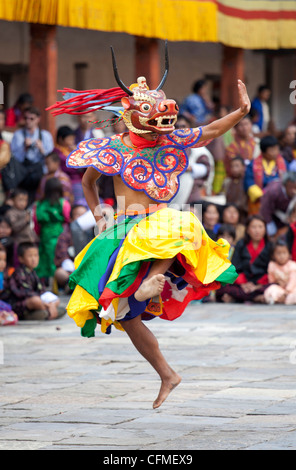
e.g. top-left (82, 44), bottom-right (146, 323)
top-left (272, 53), bottom-right (296, 129)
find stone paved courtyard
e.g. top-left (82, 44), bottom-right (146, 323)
top-left (1, 300), bottom-right (296, 450)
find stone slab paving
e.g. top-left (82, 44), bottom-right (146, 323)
top-left (0, 300), bottom-right (296, 450)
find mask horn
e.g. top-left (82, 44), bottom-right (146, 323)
top-left (110, 46), bottom-right (133, 96)
top-left (156, 40), bottom-right (169, 91)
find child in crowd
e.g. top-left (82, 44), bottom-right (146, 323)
top-left (221, 203), bottom-right (245, 244)
top-left (36, 151), bottom-right (73, 204)
top-left (0, 215), bottom-right (14, 268)
top-left (4, 242), bottom-right (65, 320)
top-left (216, 215), bottom-right (272, 303)
top-left (264, 240), bottom-right (296, 305)
top-left (5, 188), bottom-right (38, 247)
top-left (33, 177), bottom-right (71, 283)
top-left (223, 155), bottom-right (248, 223)
top-left (54, 125), bottom-right (84, 203)
top-left (0, 243), bottom-right (18, 326)
top-left (216, 224), bottom-right (236, 260)
top-left (53, 204), bottom-right (88, 290)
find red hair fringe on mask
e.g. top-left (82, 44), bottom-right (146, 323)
top-left (46, 87), bottom-right (129, 116)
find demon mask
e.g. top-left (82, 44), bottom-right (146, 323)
top-left (111, 43), bottom-right (179, 135)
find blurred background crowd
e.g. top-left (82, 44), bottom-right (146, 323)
top-left (0, 76), bottom-right (296, 325)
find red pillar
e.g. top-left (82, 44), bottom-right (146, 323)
top-left (135, 37), bottom-right (160, 90)
top-left (28, 24), bottom-right (57, 138)
top-left (221, 46), bottom-right (245, 110)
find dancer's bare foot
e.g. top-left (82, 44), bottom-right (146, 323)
top-left (135, 274), bottom-right (165, 302)
top-left (153, 370), bottom-right (182, 409)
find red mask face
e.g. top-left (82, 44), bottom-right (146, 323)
top-left (121, 77), bottom-right (179, 135)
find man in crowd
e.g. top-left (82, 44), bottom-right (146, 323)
top-left (225, 115), bottom-right (260, 174)
top-left (259, 171), bottom-right (296, 239)
top-left (9, 106), bottom-right (54, 201)
top-left (244, 135), bottom-right (287, 213)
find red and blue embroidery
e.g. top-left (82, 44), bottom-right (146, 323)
top-left (67, 128), bottom-right (204, 202)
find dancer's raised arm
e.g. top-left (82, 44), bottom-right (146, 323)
top-left (199, 80), bottom-right (251, 142)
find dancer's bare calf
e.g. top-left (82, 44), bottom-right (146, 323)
top-left (121, 314), bottom-right (181, 409)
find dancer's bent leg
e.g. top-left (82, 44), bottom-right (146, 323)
top-left (134, 258), bottom-right (174, 302)
top-left (121, 314), bottom-right (181, 408)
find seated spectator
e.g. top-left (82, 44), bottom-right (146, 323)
top-left (259, 172), bottom-right (296, 239)
top-left (0, 243), bottom-right (18, 326)
top-left (9, 106), bottom-right (54, 202)
top-left (216, 215), bottom-right (272, 303)
top-left (216, 224), bottom-right (236, 260)
top-left (244, 135), bottom-right (287, 214)
top-left (5, 188), bottom-right (38, 248)
top-left (279, 125), bottom-right (296, 166)
top-left (36, 151), bottom-right (73, 204)
top-left (171, 115), bottom-right (214, 206)
top-left (221, 203), bottom-right (245, 243)
top-left (251, 85), bottom-right (271, 133)
top-left (74, 111), bottom-right (104, 143)
top-left (104, 113), bottom-right (128, 137)
top-left (249, 107), bottom-right (261, 137)
top-left (202, 202), bottom-right (220, 239)
top-left (0, 193), bottom-right (14, 217)
top-left (3, 242), bottom-right (65, 320)
top-left (0, 215), bottom-right (14, 268)
top-left (55, 125), bottom-right (76, 163)
top-left (223, 155), bottom-right (248, 223)
top-left (5, 92), bottom-right (33, 130)
top-left (54, 125), bottom-right (85, 203)
top-left (69, 206), bottom-right (96, 254)
top-left (286, 198), bottom-right (296, 261)
top-left (225, 115), bottom-right (260, 175)
top-left (33, 178), bottom-right (71, 284)
top-left (179, 79), bottom-right (214, 126)
top-left (206, 109), bottom-right (228, 195)
top-left (53, 204), bottom-right (89, 291)
top-left (264, 240), bottom-right (296, 305)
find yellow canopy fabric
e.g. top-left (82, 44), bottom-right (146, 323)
top-left (1, 0), bottom-right (296, 49)
top-left (216, 0), bottom-right (296, 49)
top-left (0, 0), bottom-right (218, 42)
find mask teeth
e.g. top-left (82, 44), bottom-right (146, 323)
top-left (155, 115), bottom-right (177, 127)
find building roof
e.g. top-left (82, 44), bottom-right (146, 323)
top-left (0, 0), bottom-right (296, 49)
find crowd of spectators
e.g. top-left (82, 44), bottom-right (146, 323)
top-left (0, 93), bottom-right (118, 324)
top-left (0, 81), bottom-right (296, 324)
top-left (178, 80), bottom-right (296, 306)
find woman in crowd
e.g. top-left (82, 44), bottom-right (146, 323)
top-left (201, 202), bottom-right (220, 239)
top-left (221, 203), bottom-right (245, 244)
top-left (216, 215), bottom-right (272, 303)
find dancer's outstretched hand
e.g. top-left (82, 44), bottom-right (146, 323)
top-left (238, 79), bottom-right (251, 115)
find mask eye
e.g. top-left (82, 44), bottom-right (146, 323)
top-left (140, 103), bottom-right (152, 113)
